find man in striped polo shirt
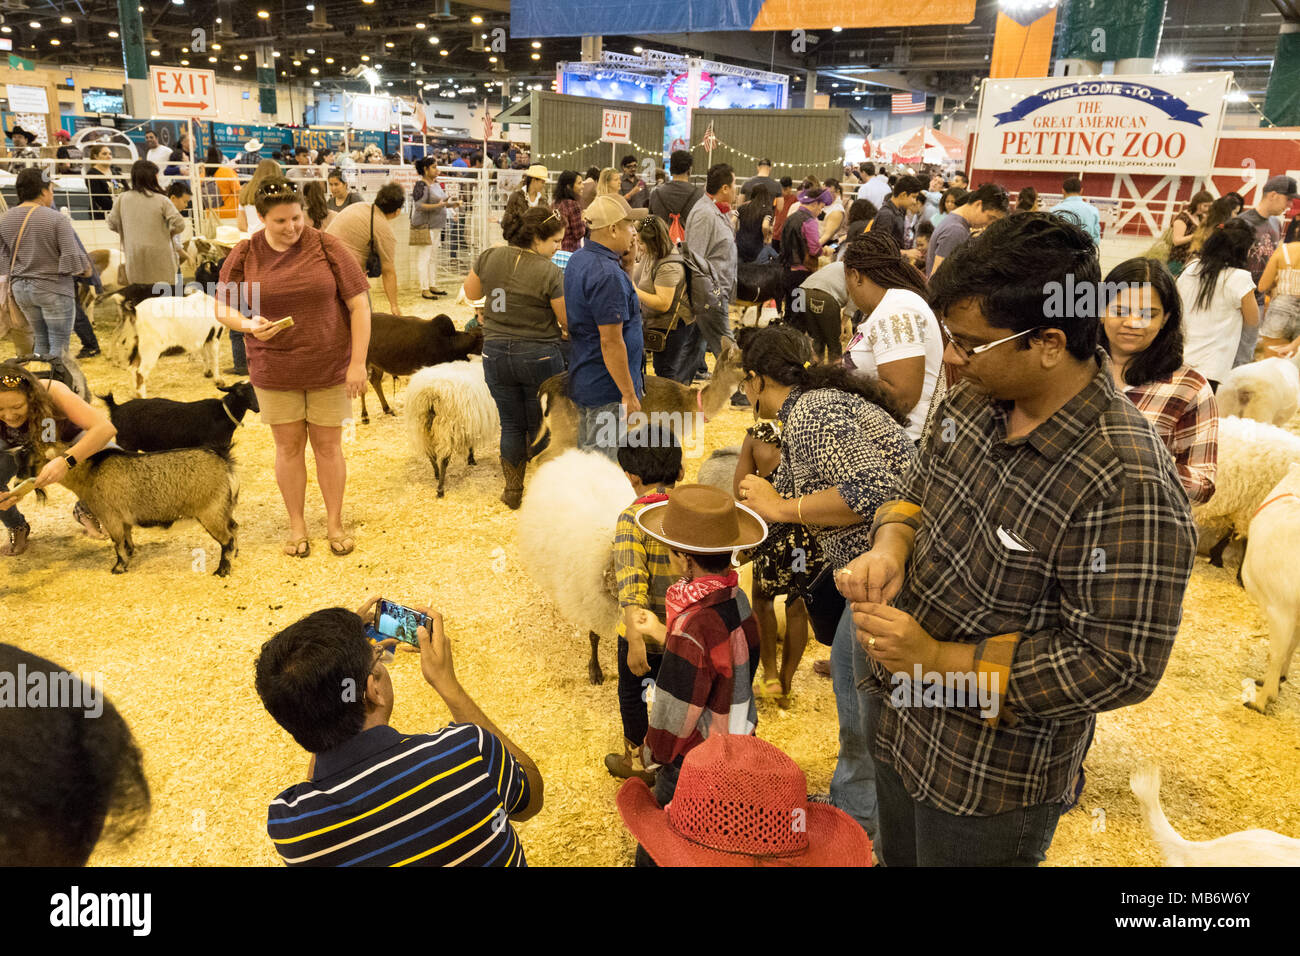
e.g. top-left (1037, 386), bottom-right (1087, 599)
top-left (255, 598), bottom-right (544, 866)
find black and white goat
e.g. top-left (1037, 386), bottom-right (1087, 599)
top-left (99, 382), bottom-right (259, 453)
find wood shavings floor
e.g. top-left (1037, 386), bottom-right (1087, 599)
top-left (3, 289), bottom-right (1296, 867)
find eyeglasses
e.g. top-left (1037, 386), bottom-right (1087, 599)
top-left (939, 321), bottom-right (1039, 360)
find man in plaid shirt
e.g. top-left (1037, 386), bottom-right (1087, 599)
top-left (839, 213), bottom-right (1197, 866)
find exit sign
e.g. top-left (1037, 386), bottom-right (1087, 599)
top-left (149, 65), bottom-right (218, 119)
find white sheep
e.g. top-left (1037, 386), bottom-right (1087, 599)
top-left (1241, 462), bottom-right (1300, 713)
top-left (403, 358), bottom-right (499, 498)
top-left (1216, 353), bottom-right (1300, 425)
top-left (1129, 765), bottom-right (1300, 865)
top-left (516, 449), bottom-right (632, 684)
top-left (1192, 416), bottom-right (1300, 574)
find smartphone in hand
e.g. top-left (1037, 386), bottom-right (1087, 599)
top-left (372, 598), bottom-right (431, 648)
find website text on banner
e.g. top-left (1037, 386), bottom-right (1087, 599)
top-left (972, 73), bottom-right (1231, 176)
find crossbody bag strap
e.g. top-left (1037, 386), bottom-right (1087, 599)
top-left (8, 204), bottom-right (40, 279)
top-left (368, 204), bottom-right (376, 258)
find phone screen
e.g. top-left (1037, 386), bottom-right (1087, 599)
top-left (374, 599), bottom-right (429, 647)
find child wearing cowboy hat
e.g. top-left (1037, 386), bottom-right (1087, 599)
top-left (631, 483), bottom-right (766, 864)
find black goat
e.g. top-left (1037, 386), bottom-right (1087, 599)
top-left (99, 382), bottom-right (259, 453)
top-left (361, 313), bottom-right (484, 423)
top-left (734, 259), bottom-right (785, 326)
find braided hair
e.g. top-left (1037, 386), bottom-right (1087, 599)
top-left (841, 231), bottom-right (928, 300)
top-left (736, 323), bottom-right (909, 426)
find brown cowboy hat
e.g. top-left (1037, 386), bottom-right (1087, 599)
top-left (635, 483), bottom-right (766, 554)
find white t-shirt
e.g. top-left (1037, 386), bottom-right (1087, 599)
top-left (843, 287), bottom-right (943, 441)
top-left (1176, 260), bottom-right (1256, 382)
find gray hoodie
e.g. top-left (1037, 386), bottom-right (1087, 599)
top-left (684, 195), bottom-right (737, 308)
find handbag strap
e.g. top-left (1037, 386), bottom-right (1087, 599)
top-left (368, 203), bottom-right (376, 257)
top-left (8, 204), bottom-right (40, 278)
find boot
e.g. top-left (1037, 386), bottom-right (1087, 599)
top-left (604, 739), bottom-right (656, 784)
top-left (500, 459), bottom-right (526, 510)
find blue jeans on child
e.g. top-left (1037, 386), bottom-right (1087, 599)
top-left (829, 599), bottom-right (878, 842)
top-left (865, 693), bottom-right (1064, 865)
top-left (482, 337), bottom-right (566, 466)
top-left (12, 280), bottom-right (75, 357)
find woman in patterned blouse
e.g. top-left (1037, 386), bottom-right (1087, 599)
top-left (734, 323), bottom-right (916, 838)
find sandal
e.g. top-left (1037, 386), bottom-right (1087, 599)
top-left (328, 534), bottom-right (355, 556)
top-left (755, 677), bottom-right (784, 699)
top-left (2, 521), bottom-right (30, 556)
top-left (283, 537), bottom-right (310, 558)
top-left (73, 501), bottom-right (107, 540)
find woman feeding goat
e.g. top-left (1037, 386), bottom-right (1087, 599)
top-left (461, 206), bottom-right (567, 509)
top-left (0, 363), bottom-right (117, 555)
top-left (214, 176), bottom-right (371, 558)
top-left (1099, 257), bottom-right (1219, 505)
top-left (733, 323), bottom-right (915, 837)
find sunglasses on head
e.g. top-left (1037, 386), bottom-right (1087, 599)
top-left (256, 180), bottom-right (299, 199)
top-left (1, 373), bottom-right (23, 389)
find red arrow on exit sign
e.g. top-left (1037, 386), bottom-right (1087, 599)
top-left (149, 65), bottom-right (218, 118)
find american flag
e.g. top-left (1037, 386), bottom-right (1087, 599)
top-left (891, 92), bottom-right (926, 114)
top-left (701, 121), bottom-right (718, 152)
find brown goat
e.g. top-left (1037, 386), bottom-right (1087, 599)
top-left (531, 339), bottom-right (746, 464)
top-left (361, 313), bottom-right (485, 423)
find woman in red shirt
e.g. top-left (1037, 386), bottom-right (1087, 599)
top-left (214, 177), bottom-right (371, 558)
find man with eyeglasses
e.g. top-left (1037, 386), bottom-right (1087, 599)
top-left (836, 213), bottom-right (1196, 866)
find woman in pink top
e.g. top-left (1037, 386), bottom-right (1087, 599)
top-left (214, 177), bottom-right (371, 558)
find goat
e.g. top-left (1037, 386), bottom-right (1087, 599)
top-left (1129, 765), bottom-right (1300, 865)
top-left (516, 449), bottom-right (630, 684)
top-left (404, 359), bottom-right (499, 498)
top-left (361, 313), bottom-right (484, 424)
top-left (1193, 416), bottom-right (1300, 582)
top-left (1216, 353), bottom-right (1300, 426)
top-left (57, 445), bottom-right (239, 575)
top-left (733, 259), bottom-right (785, 328)
top-left (531, 338), bottom-right (746, 465)
top-left (1241, 462), bottom-right (1300, 713)
top-left (110, 289), bottom-right (226, 398)
top-left (697, 445), bottom-right (742, 492)
top-left (99, 382), bottom-right (259, 453)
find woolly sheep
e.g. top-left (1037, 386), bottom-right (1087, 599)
top-left (696, 446), bottom-right (741, 493)
top-left (1241, 462), bottom-right (1300, 713)
top-left (1192, 416), bottom-right (1300, 575)
top-left (516, 449), bottom-right (632, 684)
top-left (1129, 765), bottom-right (1300, 865)
top-left (1216, 353), bottom-right (1300, 425)
top-left (404, 359), bottom-right (499, 498)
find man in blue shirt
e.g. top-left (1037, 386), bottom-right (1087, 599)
top-left (1051, 177), bottom-right (1101, 245)
top-left (564, 194), bottom-right (649, 460)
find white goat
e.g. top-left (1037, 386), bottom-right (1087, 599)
top-left (1241, 462), bottom-right (1300, 713)
top-left (1216, 353), bottom-right (1300, 425)
top-left (1192, 416), bottom-right (1300, 575)
top-left (1130, 765), bottom-right (1300, 865)
top-left (516, 449), bottom-right (631, 684)
top-left (116, 290), bottom-right (226, 398)
top-left (403, 359), bottom-right (499, 498)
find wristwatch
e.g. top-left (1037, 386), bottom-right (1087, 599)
top-left (63, 453), bottom-right (77, 469)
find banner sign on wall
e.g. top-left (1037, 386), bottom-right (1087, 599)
top-left (513, 0), bottom-right (975, 36)
top-left (972, 73), bottom-right (1230, 176)
top-left (6, 84), bottom-right (48, 114)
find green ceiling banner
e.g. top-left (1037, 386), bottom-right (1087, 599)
top-left (1060, 0), bottom-right (1166, 62)
top-left (7, 54), bottom-right (34, 71)
top-left (1263, 27), bottom-right (1300, 128)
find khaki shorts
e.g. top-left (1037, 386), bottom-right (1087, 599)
top-left (255, 384), bottom-right (353, 427)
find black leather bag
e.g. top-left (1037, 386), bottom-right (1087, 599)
top-left (365, 205), bottom-right (382, 278)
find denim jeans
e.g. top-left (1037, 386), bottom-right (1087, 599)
top-left (651, 319), bottom-right (696, 382)
top-left (12, 280), bottom-right (75, 357)
top-left (866, 693), bottom-right (1064, 866)
top-left (73, 295), bottom-right (99, 351)
top-left (616, 636), bottom-right (664, 747)
top-left (0, 443), bottom-right (23, 530)
top-left (229, 329), bottom-right (248, 372)
top-left (575, 401), bottom-right (623, 462)
top-left (482, 337), bottom-right (566, 466)
top-left (829, 599), bottom-right (878, 842)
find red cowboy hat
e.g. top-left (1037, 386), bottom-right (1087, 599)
top-left (617, 734), bottom-right (873, 867)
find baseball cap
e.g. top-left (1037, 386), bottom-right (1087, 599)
top-left (1263, 175), bottom-right (1298, 199)
top-left (583, 193), bottom-right (650, 230)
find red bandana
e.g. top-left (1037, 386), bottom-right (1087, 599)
top-left (665, 570), bottom-right (739, 635)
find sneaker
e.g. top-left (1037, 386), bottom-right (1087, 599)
top-left (76, 347), bottom-right (101, 359)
